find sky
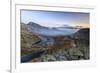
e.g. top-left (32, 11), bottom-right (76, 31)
top-left (21, 10), bottom-right (90, 28)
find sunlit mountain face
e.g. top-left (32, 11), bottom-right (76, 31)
top-left (21, 10), bottom-right (90, 28)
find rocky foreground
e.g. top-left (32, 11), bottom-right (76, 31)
top-left (30, 39), bottom-right (89, 62)
top-left (21, 23), bottom-right (89, 62)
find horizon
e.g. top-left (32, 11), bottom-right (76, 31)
top-left (21, 21), bottom-right (89, 29)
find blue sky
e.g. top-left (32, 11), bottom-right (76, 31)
top-left (21, 10), bottom-right (89, 28)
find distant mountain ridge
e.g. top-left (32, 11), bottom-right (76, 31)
top-left (27, 22), bottom-right (42, 28)
top-left (21, 22), bottom-right (89, 40)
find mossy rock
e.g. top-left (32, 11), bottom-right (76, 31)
top-left (68, 48), bottom-right (84, 56)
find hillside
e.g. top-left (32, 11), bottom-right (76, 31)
top-left (21, 22), bottom-right (90, 62)
top-left (21, 23), bottom-right (43, 56)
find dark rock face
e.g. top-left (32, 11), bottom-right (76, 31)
top-left (73, 28), bottom-right (89, 41)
